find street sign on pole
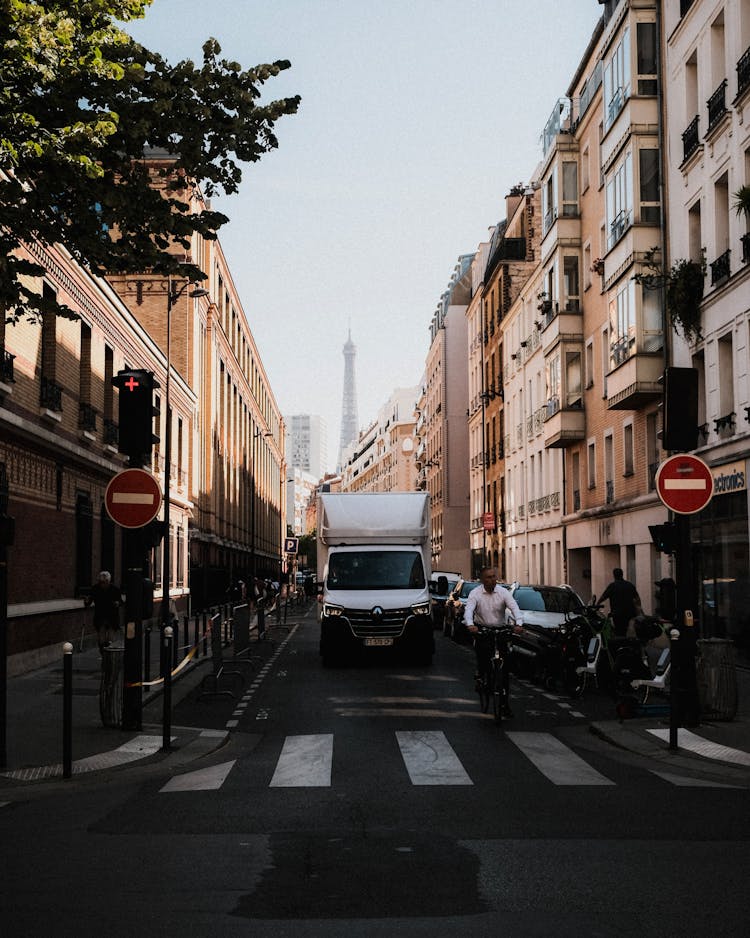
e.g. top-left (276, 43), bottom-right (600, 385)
top-left (284, 537), bottom-right (299, 555)
top-left (105, 469), bottom-right (162, 528)
top-left (655, 454), bottom-right (714, 515)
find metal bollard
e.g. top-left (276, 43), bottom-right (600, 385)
top-left (669, 628), bottom-right (680, 750)
top-left (144, 626), bottom-right (152, 693)
top-left (162, 626), bottom-right (173, 752)
top-left (63, 642), bottom-right (73, 779)
top-left (202, 611), bottom-right (208, 657)
top-left (193, 612), bottom-right (199, 658)
top-left (172, 618), bottom-right (179, 669)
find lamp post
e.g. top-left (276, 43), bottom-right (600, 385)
top-left (249, 427), bottom-right (272, 584)
top-left (161, 278), bottom-right (208, 647)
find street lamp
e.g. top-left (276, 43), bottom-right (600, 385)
top-left (161, 277), bottom-right (208, 640)
top-left (249, 426), bottom-right (272, 584)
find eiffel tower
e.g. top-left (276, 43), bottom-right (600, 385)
top-left (338, 328), bottom-right (359, 468)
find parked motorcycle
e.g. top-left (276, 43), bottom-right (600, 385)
top-left (510, 610), bottom-right (589, 697)
top-left (611, 614), bottom-right (671, 719)
top-left (571, 600), bottom-right (616, 695)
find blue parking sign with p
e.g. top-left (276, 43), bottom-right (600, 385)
top-left (284, 537), bottom-right (299, 554)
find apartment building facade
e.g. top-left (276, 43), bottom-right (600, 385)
top-left (416, 256), bottom-right (473, 575)
top-left (664, 0), bottom-right (750, 662)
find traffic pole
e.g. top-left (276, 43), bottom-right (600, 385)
top-left (63, 642), bottom-right (73, 778)
top-left (162, 626), bottom-right (173, 752)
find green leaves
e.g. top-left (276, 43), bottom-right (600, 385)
top-left (1, 0), bottom-right (300, 323)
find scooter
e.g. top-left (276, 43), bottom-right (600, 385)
top-left (612, 614), bottom-right (672, 719)
top-left (573, 601), bottom-right (616, 695)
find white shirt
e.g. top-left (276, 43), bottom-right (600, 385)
top-left (464, 584), bottom-right (523, 627)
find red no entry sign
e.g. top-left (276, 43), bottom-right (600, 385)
top-left (105, 468), bottom-right (162, 528)
top-left (655, 454), bottom-right (714, 515)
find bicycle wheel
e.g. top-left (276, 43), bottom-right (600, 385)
top-left (492, 659), bottom-right (504, 724)
top-left (477, 669), bottom-right (490, 713)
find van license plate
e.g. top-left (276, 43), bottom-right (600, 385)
top-left (364, 637), bottom-right (393, 647)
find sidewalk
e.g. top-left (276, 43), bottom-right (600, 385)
top-left (1, 602), bottom-right (303, 786)
top-left (590, 666), bottom-right (750, 783)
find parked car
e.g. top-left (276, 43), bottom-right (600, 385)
top-left (429, 572), bottom-right (461, 629)
top-left (443, 578), bottom-right (482, 642)
top-left (506, 583), bottom-right (586, 679)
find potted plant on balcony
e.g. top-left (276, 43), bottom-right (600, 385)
top-left (732, 184), bottom-right (750, 222)
top-left (635, 247), bottom-right (706, 344)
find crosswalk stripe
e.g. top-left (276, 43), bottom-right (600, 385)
top-left (647, 729), bottom-right (750, 766)
top-left (396, 730), bottom-right (473, 785)
top-left (269, 734), bottom-right (333, 787)
top-left (506, 731), bottom-right (615, 786)
top-left (649, 769), bottom-right (746, 789)
top-left (160, 760), bottom-right (237, 793)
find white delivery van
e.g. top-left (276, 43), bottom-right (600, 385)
top-left (317, 492), bottom-right (433, 666)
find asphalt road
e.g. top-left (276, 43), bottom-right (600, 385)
top-left (3, 606), bottom-right (749, 937)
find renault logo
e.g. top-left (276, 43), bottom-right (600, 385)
top-left (371, 606), bottom-right (384, 620)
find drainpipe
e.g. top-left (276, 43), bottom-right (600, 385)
top-left (656, 0), bottom-right (670, 372)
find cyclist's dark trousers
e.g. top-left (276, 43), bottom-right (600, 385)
top-left (474, 633), bottom-right (510, 697)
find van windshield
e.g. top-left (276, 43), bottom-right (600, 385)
top-left (327, 551), bottom-right (425, 590)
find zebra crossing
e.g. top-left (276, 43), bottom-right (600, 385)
top-left (157, 728), bottom-right (746, 793)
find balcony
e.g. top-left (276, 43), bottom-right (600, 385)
top-left (544, 401), bottom-right (585, 448)
top-left (40, 376), bottom-right (63, 412)
top-left (78, 402), bottom-right (97, 433)
top-left (607, 349), bottom-right (663, 410)
top-left (710, 249), bottom-right (731, 286)
top-left (1, 349), bottom-right (15, 384)
top-left (738, 45), bottom-right (750, 99)
top-left (706, 79), bottom-right (728, 135)
top-left (541, 304), bottom-right (583, 354)
top-left (608, 209), bottom-right (632, 250)
top-left (605, 87), bottom-right (626, 130)
top-left (681, 115), bottom-right (700, 164)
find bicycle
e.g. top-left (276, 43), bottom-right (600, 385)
top-left (473, 624), bottom-right (514, 724)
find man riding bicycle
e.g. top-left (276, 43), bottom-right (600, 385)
top-left (464, 568), bottom-right (524, 717)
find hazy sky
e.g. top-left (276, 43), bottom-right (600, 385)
top-left (127, 0), bottom-right (602, 471)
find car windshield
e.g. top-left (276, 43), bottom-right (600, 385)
top-left (514, 586), bottom-right (582, 614)
top-left (328, 550), bottom-right (425, 590)
top-left (460, 581), bottom-right (481, 599)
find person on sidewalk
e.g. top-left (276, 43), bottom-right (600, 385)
top-left (599, 568), bottom-right (642, 638)
top-left (84, 571), bottom-right (122, 654)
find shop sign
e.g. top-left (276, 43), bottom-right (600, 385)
top-left (711, 460), bottom-right (747, 495)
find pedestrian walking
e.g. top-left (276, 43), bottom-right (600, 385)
top-left (84, 571), bottom-right (123, 654)
top-left (599, 568), bottom-right (642, 637)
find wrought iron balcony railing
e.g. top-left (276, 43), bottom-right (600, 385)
top-left (78, 402), bottom-right (97, 432)
top-left (606, 480), bottom-right (615, 505)
top-left (707, 79), bottom-right (728, 133)
top-left (682, 115), bottom-right (700, 163)
top-left (710, 249), bottom-right (731, 285)
top-left (2, 349), bottom-right (15, 383)
top-left (573, 489), bottom-right (581, 512)
top-left (40, 376), bottom-right (63, 411)
top-left (103, 418), bottom-right (119, 446)
top-left (738, 45), bottom-right (750, 98)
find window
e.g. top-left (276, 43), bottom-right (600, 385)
top-left (636, 22), bottom-right (657, 95)
top-left (582, 145), bottom-right (590, 193)
top-left (571, 451), bottom-right (581, 511)
top-left (562, 162), bottom-right (578, 216)
top-left (717, 331), bottom-right (734, 420)
top-left (543, 173), bottom-right (557, 233)
top-left (563, 256), bottom-right (580, 311)
top-left (609, 279), bottom-right (636, 369)
top-left (583, 242), bottom-right (592, 291)
top-left (587, 440), bottom-right (596, 488)
top-left (585, 340), bottom-right (594, 389)
top-left (604, 433), bottom-right (614, 503)
top-left (646, 412), bottom-right (659, 490)
top-left (601, 325), bottom-right (609, 396)
top-left (688, 198), bottom-right (702, 264)
top-left (603, 26), bottom-right (631, 129)
top-left (623, 422), bottom-right (634, 475)
top-left (639, 149), bottom-right (660, 225)
top-left (607, 151), bottom-right (633, 247)
top-left (546, 354), bottom-right (561, 414)
top-left (566, 351), bottom-right (582, 407)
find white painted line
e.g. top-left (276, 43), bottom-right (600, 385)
top-left (650, 769), bottom-right (746, 788)
top-left (570, 711), bottom-right (585, 718)
top-left (199, 729), bottom-right (227, 739)
top-left (270, 734), bottom-right (333, 787)
top-left (506, 732), bottom-right (615, 786)
top-left (557, 702), bottom-right (572, 710)
top-left (226, 719), bottom-right (239, 728)
top-left (648, 729), bottom-right (750, 766)
top-left (396, 730), bottom-right (473, 786)
top-left (160, 760), bottom-right (237, 793)
top-left (542, 693), bottom-right (561, 701)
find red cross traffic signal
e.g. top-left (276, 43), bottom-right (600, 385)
top-left (112, 369), bottom-right (160, 462)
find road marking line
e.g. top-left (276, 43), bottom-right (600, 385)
top-left (506, 731), bottom-right (615, 785)
top-left (648, 729), bottom-right (750, 765)
top-left (396, 730), bottom-right (473, 786)
top-left (226, 719), bottom-right (239, 728)
top-left (557, 702), bottom-right (572, 709)
top-left (649, 769), bottom-right (746, 788)
top-left (270, 734), bottom-right (333, 787)
top-left (160, 760), bottom-right (237, 793)
top-left (570, 711), bottom-right (585, 718)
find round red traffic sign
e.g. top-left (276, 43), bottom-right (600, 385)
top-left (655, 454), bottom-right (714, 515)
top-left (105, 468), bottom-right (162, 528)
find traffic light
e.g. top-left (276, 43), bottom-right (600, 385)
top-left (649, 522), bottom-right (679, 555)
top-left (663, 367), bottom-right (698, 452)
top-left (112, 369), bottom-right (160, 462)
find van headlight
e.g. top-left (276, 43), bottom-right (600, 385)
top-left (323, 603), bottom-right (344, 617)
top-left (411, 602), bottom-right (431, 616)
